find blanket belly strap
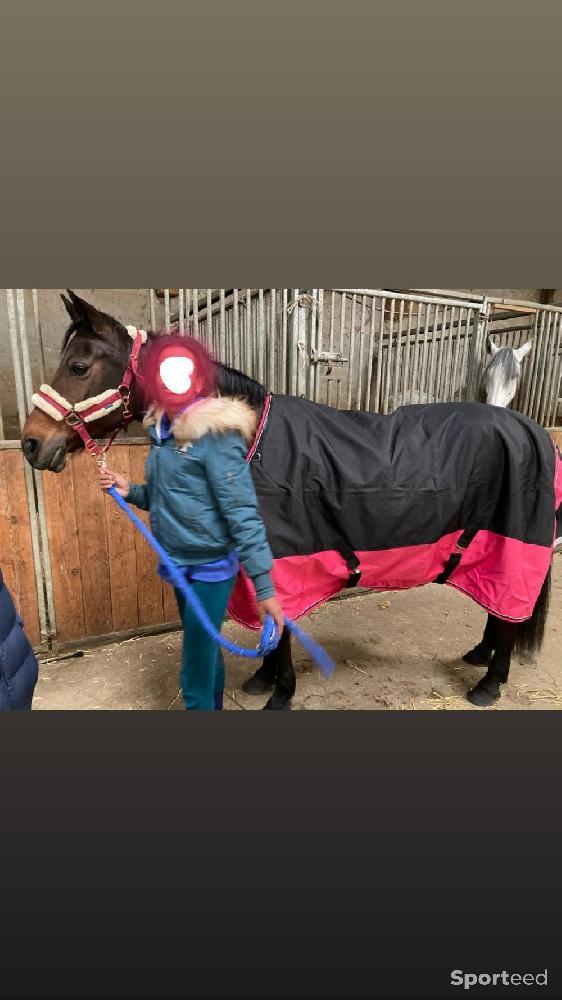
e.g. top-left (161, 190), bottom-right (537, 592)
top-left (338, 546), bottom-right (362, 588)
top-left (434, 528), bottom-right (477, 584)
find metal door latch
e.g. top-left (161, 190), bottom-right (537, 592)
top-left (310, 350), bottom-right (348, 365)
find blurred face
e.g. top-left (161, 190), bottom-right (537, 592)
top-left (150, 345), bottom-right (204, 414)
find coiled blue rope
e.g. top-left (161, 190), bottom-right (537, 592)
top-left (107, 486), bottom-right (335, 678)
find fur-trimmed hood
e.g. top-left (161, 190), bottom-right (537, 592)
top-left (143, 396), bottom-right (258, 447)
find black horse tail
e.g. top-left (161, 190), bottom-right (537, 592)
top-left (513, 565), bottom-right (552, 656)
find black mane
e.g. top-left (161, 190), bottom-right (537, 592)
top-left (214, 362), bottom-right (268, 409)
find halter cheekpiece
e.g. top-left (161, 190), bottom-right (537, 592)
top-left (31, 326), bottom-right (147, 461)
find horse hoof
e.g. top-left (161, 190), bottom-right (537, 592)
top-left (463, 646), bottom-right (492, 666)
top-left (242, 675), bottom-right (275, 695)
top-left (467, 684), bottom-right (500, 707)
top-left (263, 695), bottom-right (292, 711)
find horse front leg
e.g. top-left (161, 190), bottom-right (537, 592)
top-left (241, 646), bottom-right (278, 695)
top-left (463, 614), bottom-right (496, 666)
top-left (263, 629), bottom-right (295, 711)
top-left (467, 618), bottom-right (516, 707)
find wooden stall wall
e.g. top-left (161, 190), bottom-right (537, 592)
top-left (41, 443), bottom-right (179, 646)
top-left (0, 449), bottom-right (42, 647)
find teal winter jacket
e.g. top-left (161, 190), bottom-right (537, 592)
top-left (125, 397), bottom-right (274, 600)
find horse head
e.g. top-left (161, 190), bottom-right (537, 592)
top-left (481, 337), bottom-right (533, 408)
top-left (21, 291), bottom-right (145, 472)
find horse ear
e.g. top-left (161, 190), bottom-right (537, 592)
top-left (514, 340), bottom-right (533, 363)
top-left (61, 292), bottom-right (80, 323)
top-left (64, 289), bottom-right (127, 341)
top-left (488, 337), bottom-right (499, 355)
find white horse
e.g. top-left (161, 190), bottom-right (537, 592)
top-left (481, 337), bottom-right (533, 408)
top-left (481, 337), bottom-right (561, 552)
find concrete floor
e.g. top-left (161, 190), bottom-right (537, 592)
top-left (33, 555), bottom-right (562, 711)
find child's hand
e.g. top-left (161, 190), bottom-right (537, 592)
top-left (257, 596), bottom-right (285, 636)
top-left (98, 466), bottom-right (130, 498)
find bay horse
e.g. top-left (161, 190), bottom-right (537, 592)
top-left (22, 292), bottom-right (561, 710)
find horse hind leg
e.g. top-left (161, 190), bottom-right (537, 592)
top-left (467, 618), bottom-right (516, 707)
top-left (467, 565), bottom-right (551, 707)
top-left (263, 630), bottom-right (295, 711)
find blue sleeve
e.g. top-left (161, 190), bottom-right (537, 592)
top-left (125, 483), bottom-right (150, 511)
top-left (204, 432), bottom-right (275, 594)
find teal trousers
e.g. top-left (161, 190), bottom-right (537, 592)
top-left (174, 576), bottom-right (236, 711)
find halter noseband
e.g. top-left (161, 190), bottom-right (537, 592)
top-left (31, 326), bottom-right (147, 461)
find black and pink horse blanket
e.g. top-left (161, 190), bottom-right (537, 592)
top-left (229, 396), bottom-right (562, 629)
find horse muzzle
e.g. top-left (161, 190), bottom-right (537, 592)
top-left (21, 410), bottom-right (73, 472)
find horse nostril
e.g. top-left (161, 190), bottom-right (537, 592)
top-left (22, 437), bottom-right (40, 461)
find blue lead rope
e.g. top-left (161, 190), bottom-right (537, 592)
top-left (107, 486), bottom-right (335, 678)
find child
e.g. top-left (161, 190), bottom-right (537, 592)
top-left (99, 336), bottom-right (283, 711)
top-left (0, 567), bottom-right (39, 710)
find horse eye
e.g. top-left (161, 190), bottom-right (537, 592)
top-left (69, 361), bottom-right (89, 376)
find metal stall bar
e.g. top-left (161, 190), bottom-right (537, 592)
top-left (306, 290), bottom-right (315, 400)
top-left (192, 289), bottom-right (199, 340)
top-left (419, 301), bottom-right (431, 404)
top-left (269, 288), bottom-right (277, 393)
top-left (373, 295), bottom-right (386, 412)
top-left (206, 289), bottom-right (214, 355)
top-left (219, 289), bottom-right (226, 365)
top-left (332, 289), bottom-right (483, 311)
top-left (326, 291), bottom-right (336, 406)
top-left (410, 298), bottom-right (422, 403)
top-left (402, 300), bottom-right (413, 404)
top-left (305, 288), bottom-right (321, 400)
top-left (540, 312), bottom-right (562, 427)
top-left (465, 303), bottom-right (487, 400)
top-left (383, 299), bottom-right (395, 414)
top-left (313, 288), bottom-right (324, 403)
top-left (533, 310), bottom-right (553, 423)
top-left (449, 307), bottom-right (464, 401)
top-left (428, 303), bottom-right (440, 403)
top-left (539, 311), bottom-right (561, 427)
top-left (392, 298), bottom-right (405, 408)
top-left (281, 289), bottom-right (288, 395)
top-left (545, 315), bottom-right (562, 427)
top-left (364, 293), bottom-right (377, 412)
top-left (346, 293), bottom-right (357, 409)
top-left (355, 294), bottom-right (367, 410)
top-left (232, 288), bottom-right (241, 371)
top-left (244, 288), bottom-right (252, 376)
top-left (164, 289), bottom-right (171, 331)
top-left (442, 305), bottom-right (455, 400)
top-left (258, 288), bottom-right (265, 386)
top-left (5, 290), bottom-right (50, 647)
top-left (149, 288), bottom-right (157, 332)
top-left (528, 309), bottom-right (548, 421)
top-left (434, 304), bottom-right (448, 401)
top-left (521, 311), bottom-right (540, 415)
top-left (289, 289), bottom-right (299, 397)
top-left (178, 288), bottom-right (185, 335)
top-left (15, 289), bottom-right (57, 646)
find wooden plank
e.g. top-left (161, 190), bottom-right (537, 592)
top-left (163, 578), bottom-right (179, 623)
top-left (103, 446), bottom-right (139, 633)
top-left (41, 460), bottom-right (86, 643)
top-left (128, 444), bottom-right (164, 626)
top-left (2, 452), bottom-right (41, 646)
top-left (0, 452), bottom-right (18, 600)
top-left (71, 450), bottom-right (112, 637)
